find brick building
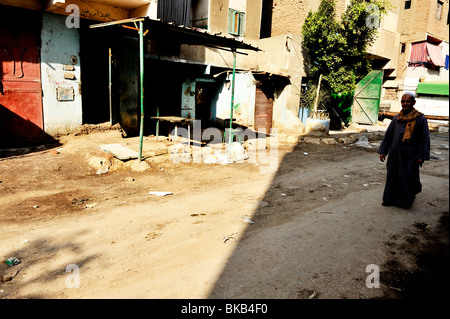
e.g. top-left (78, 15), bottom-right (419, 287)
top-left (260, 0), bottom-right (449, 120)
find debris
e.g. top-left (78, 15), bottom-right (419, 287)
top-left (149, 191), bottom-right (173, 197)
top-left (308, 291), bottom-right (317, 299)
top-left (438, 126), bottom-right (449, 134)
top-left (363, 184), bottom-right (369, 187)
top-left (303, 152), bottom-right (308, 156)
top-left (1, 266), bottom-right (23, 282)
top-left (222, 232), bottom-right (238, 243)
top-left (338, 136), bottom-right (357, 145)
top-left (354, 136), bottom-right (372, 148)
top-left (204, 152), bottom-right (234, 165)
top-left (85, 202), bottom-right (97, 209)
top-left (5, 257), bottom-right (20, 267)
top-left (96, 165), bottom-right (109, 175)
top-left (242, 216), bottom-right (255, 224)
top-left (321, 138), bottom-right (337, 145)
top-left (33, 205), bottom-right (39, 208)
top-left (145, 232), bottom-right (162, 240)
top-left (125, 177), bottom-right (135, 182)
top-left (71, 198), bottom-right (89, 205)
top-left (258, 200), bottom-right (269, 208)
top-left (229, 142), bottom-right (247, 162)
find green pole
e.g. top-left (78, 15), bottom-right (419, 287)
top-left (108, 47), bottom-right (112, 125)
top-left (228, 48), bottom-right (237, 152)
top-left (138, 21), bottom-right (144, 161)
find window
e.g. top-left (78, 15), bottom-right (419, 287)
top-left (228, 9), bottom-right (245, 36)
top-left (401, 43), bottom-right (406, 53)
top-left (404, 0), bottom-right (411, 9)
top-left (436, 1), bottom-right (443, 19)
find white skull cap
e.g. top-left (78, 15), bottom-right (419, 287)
top-left (403, 92), bottom-right (416, 99)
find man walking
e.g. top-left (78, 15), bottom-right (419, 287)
top-left (378, 92), bottom-right (430, 208)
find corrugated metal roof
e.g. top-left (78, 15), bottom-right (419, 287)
top-left (89, 16), bottom-right (260, 52)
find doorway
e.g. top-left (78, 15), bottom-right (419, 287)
top-left (0, 6), bottom-right (44, 147)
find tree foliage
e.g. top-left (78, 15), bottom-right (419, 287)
top-left (301, 0), bottom-right (390, 95)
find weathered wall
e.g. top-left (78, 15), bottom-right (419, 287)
top-left (44, 0), bottom-right (130, 22)
top-left (40, 12), bottom-right (83, 136)
top-left (208, 0), bottom-right (262, 39)
top-left (214, 73), bottom-right (256, 126)
top-left (252, 33), bottom-right (305, 133)
top-left (397, 0), bottom-right (450, 81)
top-left (268, 0), bottom-right (309, 37)
top-left (414, 96), bottom-right (450, 117)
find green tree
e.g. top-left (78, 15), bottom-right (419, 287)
top-left (302, 0), bottom-right (390, 95)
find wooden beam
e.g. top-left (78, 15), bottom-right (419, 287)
top-left (380, 111), bottom-right (449, 121)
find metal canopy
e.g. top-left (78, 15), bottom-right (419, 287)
top-left (89, 16), bottom-right (260, 160)
top-left (89, 16), bottom-right (260, 53)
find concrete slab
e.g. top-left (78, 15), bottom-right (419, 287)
top-left (99, 144), bottom-right (139, 160)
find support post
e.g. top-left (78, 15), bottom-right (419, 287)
top-left (228, 48), bottom-right (237, 152)
top-left (313, 74), bottom-right (322, 114)
top-left (138, 21), bottom-right (145, 161)
top-left (156, 107), bottom-right (159, 142)
top-left (108, 47), bottom-right (112, 125)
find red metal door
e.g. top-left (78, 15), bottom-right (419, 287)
top-left (0, 24), bottom-right (43, 148)
top-left (254, 87), bottom-right (273, 132)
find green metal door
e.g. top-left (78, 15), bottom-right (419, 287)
top-left (351, 70), bottom-right (383, 125)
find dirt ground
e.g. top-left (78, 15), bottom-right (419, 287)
top-left (0, 124), bottom-right (448, 300)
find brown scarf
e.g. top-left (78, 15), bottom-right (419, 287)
top-left (397, 108), bottom-right (423, 142)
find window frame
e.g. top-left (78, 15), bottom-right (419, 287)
top-left (228, 8), bottom-right (245, 36)
top-left (436, 0), bottom-right (443, 20)
top-left (404, 0), bottom-right (411, 10)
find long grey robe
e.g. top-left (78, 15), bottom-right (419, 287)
top-left (377, 114), bottom-right (430, 207)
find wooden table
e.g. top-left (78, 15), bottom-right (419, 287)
top-left (150, 116), bottom-right (194, 142)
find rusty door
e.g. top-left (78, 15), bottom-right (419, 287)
top-left (0, 24), bottom-right (43, 147)
top-left (254, 87), bottom-right (273, 132)
top-left (351, 70), bottom-right (384, 125)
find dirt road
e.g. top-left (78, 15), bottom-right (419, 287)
top-left (0, 127), bottom-right (448, 300)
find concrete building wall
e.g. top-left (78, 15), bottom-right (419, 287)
top-left (426, 0), bottom-right (449, 40)
top-left (268, 0), bottom-right (310, 37)
top-left (252, 33), bottom-right (305, 133)
top-left (388, 0), bottom-right (450, 112)
top-left (214, 73), bottom-right (256, 127)
top-left (40, 12), bottom-right (83, 136)
top-left (208, 0), bottom-right (262, 39)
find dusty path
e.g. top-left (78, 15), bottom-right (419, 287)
top-left (0, 128), bottom-right (448, 299)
